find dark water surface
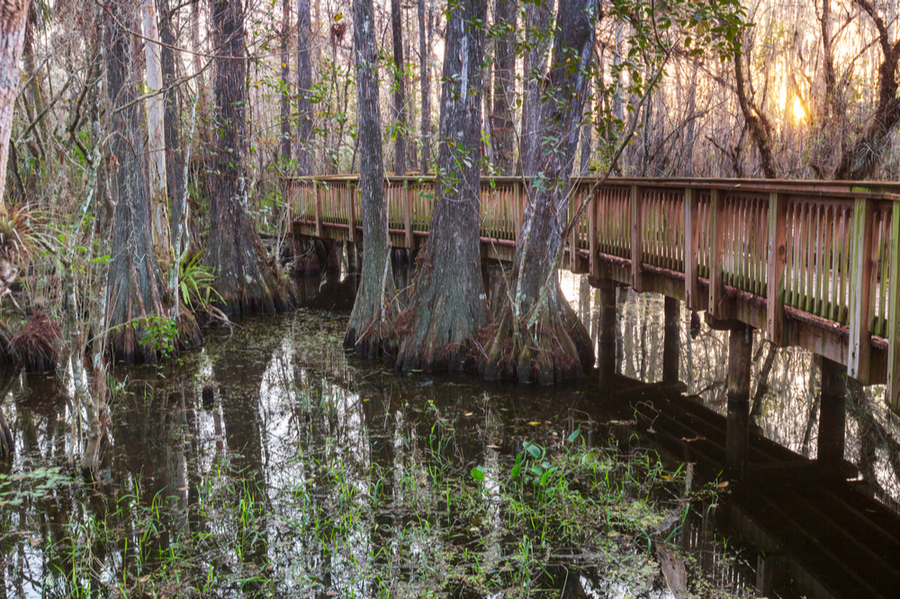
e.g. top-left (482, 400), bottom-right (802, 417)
top-left (2, 272), bottom-right (894, 597)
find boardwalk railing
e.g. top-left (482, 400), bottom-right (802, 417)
top-left (285, 175), bottom-right (900, 409)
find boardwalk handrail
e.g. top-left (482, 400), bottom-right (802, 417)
top-left (285, 174), bottom-right (900, 410)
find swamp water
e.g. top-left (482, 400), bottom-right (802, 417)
top-left (0, 274), bottom-right (853, 598)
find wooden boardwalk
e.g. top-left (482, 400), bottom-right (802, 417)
top-left (285, 175), bottom-right (900, 410)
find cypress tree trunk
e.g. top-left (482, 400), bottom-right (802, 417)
top-left (142, 0), bottom-right (171, 265)
top-left (0, 0), bottom-right (28, 455)
top-left (390, 0), bottom-right (407, 175)
top-left (296, 0), bottom-right (313, 175)
top-left (518, 0), bottom-right (553, 175)
top-left (158, 0), bottom-right (184, 248)
top-left (491, 0), bottom-right (516, 174)
top-left (280, 0), bottom-right (291, 162)
top-left (205, 0), bottom-right (292, 315)
top-left (396, 0), bottom-right (489, 373)
top-left (417, 0), bottom-right (431, 174)
top-left (0, 0), bottom-right (29, 214)
top-left (104, 0), bottom-right (200, 363)
top-left (482, 0), bottom-right (597, 384)
top-left (343, 0), bottom-right (398, 358)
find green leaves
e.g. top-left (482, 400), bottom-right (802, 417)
top-left (179, 252), bottom-right (223, 312)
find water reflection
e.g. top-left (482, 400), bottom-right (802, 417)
top-left (556, 270), bottom-right (900, 508)
top-left (1, 266), bottom-right (896, 596)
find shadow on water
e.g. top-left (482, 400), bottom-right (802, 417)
top-left (0, 260), bottom-right (896, 596)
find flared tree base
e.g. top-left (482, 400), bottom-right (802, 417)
top-left (480, 292), bottom-right (593, 384)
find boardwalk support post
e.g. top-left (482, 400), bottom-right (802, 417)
top-left (818, 357), bottom-right (847, 466)
top-left (726, 324), bottom-right (753, 478)
top-left (663, 297), bottom-right (680, 383)
top-left (597, 278), bottom-right (617, 385)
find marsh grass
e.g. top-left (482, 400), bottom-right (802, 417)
top-left (1, 412), bottom-right (734, 598)
top-left (0, 311), bottom-right (754, 598)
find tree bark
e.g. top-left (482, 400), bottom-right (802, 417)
top-left (280, 0), bottom-right (291, 162)
top-left (491, 0), bottom-right (516, 174)
top-left (344, 0), bottom-right (398, 357)
top-left (482, 0), bottom-right (596, 384)
top-left (104, 0), bottom-right (199, 363)
top-left (396, 0), bottom-right (489, 373)
top-left (205, 0), bottom-right (292, 316)
top-left (518, 0), bottom-right (553, 175)
top-left (418, 0), bottom-right (432, 174)
top-left (296, 0), bottom-right (314, 175)
top-left (158, 0), bottom-right (184, 254)
top-left (0, 0), bottom-right (29, 214)
top-left (579, 92), bottom-right (592, 175)
top-left (142, 0), bottom-right (171, 266)
top-left (390, 0), bottom-right (407, 175)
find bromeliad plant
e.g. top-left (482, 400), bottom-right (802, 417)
top-left (179, 252), bottom-right (222, 313)
top-left (0, 205), bottom-right (53, 302)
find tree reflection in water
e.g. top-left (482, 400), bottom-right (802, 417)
top-left (2, 269), bottom-right (884, 596)
top-left (563, 274), bottom-right (900, 508)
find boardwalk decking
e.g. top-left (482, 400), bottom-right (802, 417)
top-left (285, 175), bottom-right (900, 410)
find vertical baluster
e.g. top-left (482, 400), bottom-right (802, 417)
top-left (757, 198), bottom-right (766, 296)
top-left (785, 201), bottom-right (795, 307)
top-left (791, 201), bottom-right (802, 309)
top-left (828, 204), bottom-right (838, 321)
top-left (814, 203), bottom-right (823, 317)
top-left (800, 202), bottom-right (811, 313)
top-left (841, 206), bottom-right (852, 323)
top-left (735, 195), bottom-right (742, 285)
top-left (645, 191), bottom-right (653, 266)
top-left (738, 196), bottom-right (747, 290)
top-left (883, 208), bottom-right (891, 334)
top-left (820, 204), bottom-right (832, 318)
top-left (668, 192), bottom-right (676, 270)
top-left (876, 209), bottom-right (889, 336)
top-left (735, 196), bottom-right (743, 288)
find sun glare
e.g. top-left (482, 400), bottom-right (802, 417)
top-left (792, 97), bottom-right (806, 122)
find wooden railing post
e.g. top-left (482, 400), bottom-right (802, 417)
top-left (568, 190), bottom-right (579, 271)
top-left (631, 184), bottom-right (642, 291)
top-left (514, 181), bottom-right (523, 241)
top-left (684, 187), bottom-right (699, 310)
top-left (348, 181), bottom-right (358, 242)
top-left (589, 185), bottom-right (599, 280)
top-left (887, 201), bottom-right (900, 409)
top-left (314, 179), bottom-right (322, 238)
top-left (848, 197), bottom-right (874, 382)
top-left (766, 192), bottom-right (788, 346)
top-left (404, 179), bottom-right (413, 248)
top-left (709, 188), bottom-right (725, 316)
